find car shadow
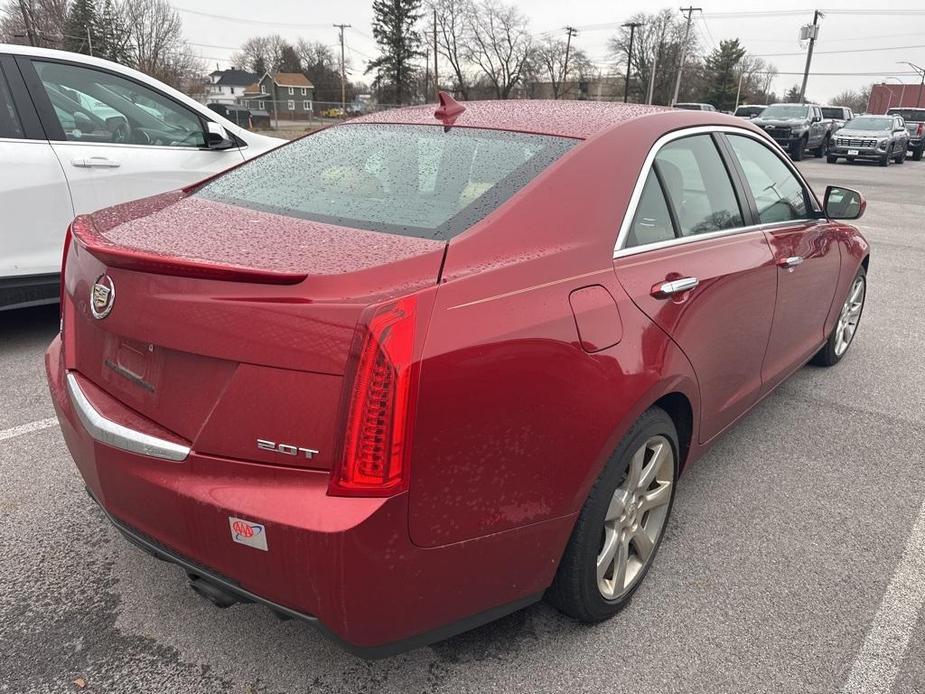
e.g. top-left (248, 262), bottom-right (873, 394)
top-left (0, 304), bottom-right (60, 352)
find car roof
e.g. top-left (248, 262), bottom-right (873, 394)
top-left (351, 100), bottom-right (673, 139)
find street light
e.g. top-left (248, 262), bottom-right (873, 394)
top-left (898, 61), bottom-right (925, 108)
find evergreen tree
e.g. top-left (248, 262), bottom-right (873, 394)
top-left (278, 44), bottom-right (301, 74)
top-left (63, 0), bottom-right (98, 55)
top-left (95, 0), bottom-right (130, 63)
top-left (366, 0), bottom-right (424, 104)
top-left (703, 39), bottom-right (746, 111)
top-left (784, 84), bottom-right (802, 103)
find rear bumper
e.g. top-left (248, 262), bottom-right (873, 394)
top-left (45, 335), bottom-right (569, 655)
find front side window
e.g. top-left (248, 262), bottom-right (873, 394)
top-left (654, 135), bottom-right (743, 236)
top-left (0, 69), bottom-right (23, 139)
top-left (197, 124), bottom-right (574, 239)
top-left (727, 134), bottom-right (810, 224)
top-left (33, 60), bottom-right (205, 147)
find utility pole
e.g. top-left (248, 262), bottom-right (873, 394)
top-left (734, 70), bottom-right (744, 110)
top-left (17, 0), bottom-right (36, 46)
top-left (622, 22), bottom-right (642, 103)
top-left (647, 41), bottom-right (662, 104)
top-left (672, 6), bottom-right (700, 106)
top-left (562, 26), bottom-right (578, 99)
top-left (433, 7), bottom-right (438, 101)
top-left (86, 25), bottom-right (93, 56)
top-left (798, 10), bottom-right (822, 104)
top-left (334, 23), bottom-right (351, 116)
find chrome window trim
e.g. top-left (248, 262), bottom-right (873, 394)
top-left (66, 372), bottom-right (189, 462)
top-left (612, 124), bottom-right (821, 259)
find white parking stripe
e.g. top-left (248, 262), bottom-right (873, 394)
top-left (0, 418), bottom-right (59, 442)
top-left (843, 500), bottom-right (925, 694)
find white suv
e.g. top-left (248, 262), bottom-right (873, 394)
top-left (0, 44), bottom-right (283, 311)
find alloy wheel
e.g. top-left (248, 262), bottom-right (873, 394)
top-left (834, 275), bottom-right (865, 357)
top-left (597, 435), bottom-right (674, 600)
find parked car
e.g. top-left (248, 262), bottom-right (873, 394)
top-left (206, 102), bottom-right (252, 128)
top-left (46, 98), bottom-right (870, 657)
top-left (733, 104), bottom-right (766, 119)
top-left (674, 102), bottom-right (716, 111)
top-left (752, 103), bottom-right (832, 160)
top-left (321, 106), bottom-right (345, 118)
top-left (0, 44), bottom-right (284, 311)
top-left (828, 114), bottom-right (910, 166)
top-left (821, 105), bottom-right (853, 131)
top-left (885, 106), bottom-right (925, 161)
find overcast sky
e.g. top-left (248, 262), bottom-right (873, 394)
top-left (177, 0), bottom-right (925, 102)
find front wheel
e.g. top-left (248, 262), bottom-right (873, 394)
top-left (826, 154), bottom-right (838, 164)
top-left (547, 407), bottom-right (678, 622)
top-left (879, 145), bottom-right (892, 167)
top-left (811, 267), bottom-right (866, 367)
top-left (913, 145), bottom-right (924, 161)
top-left (894, 146), bottom-right (907, 164)
top-left (790, 137), bottom-right (806, 161)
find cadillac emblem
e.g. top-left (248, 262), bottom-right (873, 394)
top-left (90, 274), bottom-right (115, 319)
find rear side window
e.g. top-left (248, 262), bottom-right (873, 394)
top-left (626, 170), bottom-right (675, 248)
top-left (198, 124), bottom-right (575, 239)
top-left (0, 69), bottom-right (23, 139)
top-left (655, 135), bottom-right (743, 236)
top-left (726, 134), bottom-right (810, 224)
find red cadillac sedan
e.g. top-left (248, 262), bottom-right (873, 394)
top-left (46, 96), bottom-right (869, 657)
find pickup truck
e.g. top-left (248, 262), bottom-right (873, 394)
top-left (752, 103), bottom-right (834, 161)
top-left (822, 105), bottom-right (853, 131)
top-left (886, 107), bottom-right (925, 161)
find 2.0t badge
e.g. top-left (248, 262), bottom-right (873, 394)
top-left (90, 274), bottom-right (115, 319)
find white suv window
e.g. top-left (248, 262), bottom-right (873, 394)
top-left (0, 69), bottom-right (23, 138)
top-left (33, 60), bottom-right (206, 147)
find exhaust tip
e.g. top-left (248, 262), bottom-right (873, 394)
top-left (187, 574), bottom-right (241, 609)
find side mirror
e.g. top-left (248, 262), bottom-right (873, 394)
top-left (824, 185), bottom-right (866, 221)
top-left (812, 114), bottom-right (821, 122)
top-left (205, 121), bottom-right (235, 150)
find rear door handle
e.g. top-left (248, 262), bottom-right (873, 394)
top-left (651, 277), bottom-right (699, 299)
top-left (778, 256), bottom-right (804, 268)
top-left (72, 156), bottom-right (121, 168)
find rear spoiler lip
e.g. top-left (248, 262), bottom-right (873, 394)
top-left (71, 215), bottom-right (308, 286)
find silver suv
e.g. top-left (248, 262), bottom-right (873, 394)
top-left (828, 114), bottom-right (910, 166)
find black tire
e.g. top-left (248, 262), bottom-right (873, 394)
top-left (547, 407), bottom-right (679, 623)
top-left (879, 145), bottom-right (892, 167)
top-left (913, 145), bottom-right (924, 162)
top-left (894, 146), bottom-right (906, 164)
top-left (790, 137), bottom-right (805, 161)
top-left (811, 266), bottom-right (867, 367)
top-left (826, 154), bottom-right (838, 164)
top-left (813, 136), bottom-right (829, 158)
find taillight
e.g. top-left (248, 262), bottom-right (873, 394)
top-left (917, 122), bottom-right (924, 136)
top-left (60, 223), bottom-right (72, 306)
top-left (328, 297), bottom-right (418, 497)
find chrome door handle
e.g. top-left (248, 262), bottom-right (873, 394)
top-left (652, 277), bottom-right (699, 298)
top-left (778, 256), bottom-right (804, 268)
top-left (72, 157), bottom-right (121, 168)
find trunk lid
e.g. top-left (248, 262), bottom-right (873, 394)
top-left (64, 192), bottom-right (445, 471)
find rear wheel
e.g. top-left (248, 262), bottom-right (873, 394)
top-left (811, 267), bottom-right (866, 367)
top-left (547, 407), bottom-right (678, 622)
top-left (813, 136), bottom-right (829, 158)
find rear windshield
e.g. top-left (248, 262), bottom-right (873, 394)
top-left (197, 123), bottom-right (575, 239)
top-left (886, 108), bottom-right (925, 122)
top-left (821, 107), bottom-right (846, 119)
top-left (734, 106), bottom-right (765, 117)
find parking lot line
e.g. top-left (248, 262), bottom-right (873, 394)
top-left (843, 499), bottom-right (925, 694)
top-left (0, 418), bottom-right (58, 442)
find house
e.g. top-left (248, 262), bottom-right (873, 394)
top-left (243, 72), bottom-right (315, 120)
top-left (206, 68), bottom-right (260, 105)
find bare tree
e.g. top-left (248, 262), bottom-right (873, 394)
top-left (465, 0), bottom-right (531, 99)
top-left (532, 36), bottom-right (590, 99)
top-left (122, 0), bottom-right (201, 89)
top-left (0, 0), bottom-right (68, 46)
top-left (429, 0), bottom-right (472, 99)
top-left (230, 34), bottom-right (289, 75)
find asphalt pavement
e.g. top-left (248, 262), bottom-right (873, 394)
top-left (1, 156), bottom-right (924, 694)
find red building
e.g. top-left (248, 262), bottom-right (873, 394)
top-left (867, 83), bottom-right (925, 114)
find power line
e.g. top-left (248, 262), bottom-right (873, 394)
top-left (174, 6), bottom-right (332, 29)
top-left (756, 42), bottom-right (925, 58)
